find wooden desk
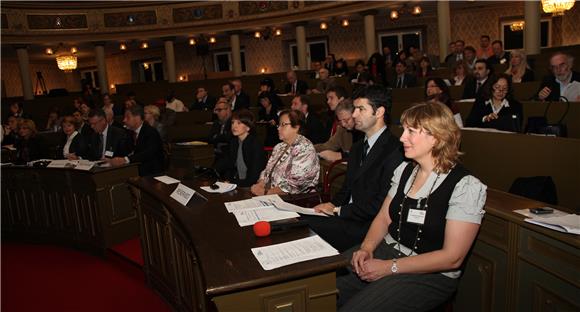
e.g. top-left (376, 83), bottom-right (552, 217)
top-left (129, 178), bottom-right (348, 312)
top-left (1, 164), bottom-right (139, 254)
top-left (167, 143), bottom-right (215, 178)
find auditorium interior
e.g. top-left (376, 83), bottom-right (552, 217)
top-left (1, 1), bottom-right (579, 312)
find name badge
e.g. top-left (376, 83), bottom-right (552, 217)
top-left (407, 209), bottom-right (426, 225)
top-left (170, 183), bottom-right (195, 206)
top-left (104, 150), bottom-right (114, 158)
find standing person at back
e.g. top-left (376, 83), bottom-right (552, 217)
top-left (302, 85), bottom-right (404, 252)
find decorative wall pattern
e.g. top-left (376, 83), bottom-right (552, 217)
top-left (104, 11), bottom-right (156, 28)
top-left (27, 14), bottom-right (87, 30)
top-left (2, 13), bottom-right (8, 29)
top-left (239, 1), bottom-right (288, 16)
top-left (173, 4), bottom-right (222, 23)
top-left (561, 4), bottom-right (580, 46)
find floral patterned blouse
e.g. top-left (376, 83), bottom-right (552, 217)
top-left (259, 134), bottom-right (320, 194)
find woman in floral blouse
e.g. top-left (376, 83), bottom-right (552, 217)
top-left (251, 109), bottom-right (320, 195)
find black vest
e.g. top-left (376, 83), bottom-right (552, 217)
top-left (388, 163), bottom-right (469, 255)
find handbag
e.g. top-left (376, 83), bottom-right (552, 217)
top-left (525, 97), bottom-right (570, 137)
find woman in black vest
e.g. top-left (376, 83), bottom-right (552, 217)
top-left (221, 109), bottom-right (266, 187)
top-left (337, 102), bottom-right (487, 311)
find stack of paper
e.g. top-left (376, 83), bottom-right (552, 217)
top-left (200, 182), bottom-right (237, 193)
top-left (154, 175), bottom-right (181, 184)
top-left (47, 159), bottom-right (94, 171)
top-left (224, 196), bottom-right (299, 226)
top-left (525, 214), bottom-right (580, 235)
top-left (251, 235), bottom-right (339, 270)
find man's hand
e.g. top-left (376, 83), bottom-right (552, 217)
top-left (313, 202), bottom-right (335, 216)
top-left (319, 150), bottom-right (342, 162)
top-left (538, 86), bottom-right (552, 100)
top-left (106, 157), bottom-right (127, 167)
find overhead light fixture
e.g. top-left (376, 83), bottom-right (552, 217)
top-left (143, 63), bottom-right (150, 70)
top-left (541, 0), bottom-right (575, 15)
top-left (178, 75), bottom-right (185, 81)
top-left (189, 38), bottom-right (196, 45)
top-left (390, 10), bottom-right (399, 20)
top-left (254, 31), bottom-right (262, 39)
top-left (510, 21), bottom-right (525, 31)
top-left (320, 22), bottom-right (328, 30)
top-left (54, 43), bottom-right (77, 72)
top-left (412, 5), bottom-right (422, 16)
top-left (341, 19), bottom-right (349, 27)
top-left (120, 43), bottom-right (127, 50)
top-left (70, 47), bottom-right (78, 54)
top-left (260, 67), bottom-right (267, 74)
top-left (45, 48), bottom-right (54, 55)
top-left (209, 36), bottom-right (216, 43)
top-left (274, 29), bottom-right (282, 36)
top-left (110, 84), bottom-right (115, 89)
top-left (140, 42), bottom-right (149, 49)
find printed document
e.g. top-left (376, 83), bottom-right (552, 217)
top-left (232, 206), bottom-right (299, 227)
top-left (251, 235), bottom-right (339, 270)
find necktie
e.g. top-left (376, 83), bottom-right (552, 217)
top-left (476, 81), bottom-right (482, 93)
top-left (397, 77), bottom-right (403, 88)
top-left (97, 133), bottom-right (104, 158)
top-left (292, 83), bottom-right (296, 95)
top-left (133, 131), bottom-right (138, 146)
top-left (360, 140), bottom-right (369, 166)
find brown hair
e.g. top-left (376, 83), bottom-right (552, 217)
top-left (400, 102), bottom-right (462, 173)
top-left (61, 116), bottom-right (80, 130)
top-left (231, 109), bottom-right (256, 133)
top-left (279, 109), bottom-right (305, 134)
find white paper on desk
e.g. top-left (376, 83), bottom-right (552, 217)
top-left (155, 175), bottom-right (181, 184)
top-left (170, 183), bottom-right (196, 206)
top-left (232, 206), bottom-right (299, 227)
top-left (251, 235), bottom-right (339, 270)
top-left (525, 214), bottom-right (580, 235)
top-left (225, 197), bottom-right (276, 213)
top-left (47, 159), bottom-right (70, 168)
top-left (253, 194), bottom-right (327, 217)
top-left (75, 161), bottom-right (94, 171)
top-left (200, 182), bottom-right (237, 193)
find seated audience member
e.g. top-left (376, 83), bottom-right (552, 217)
top-left (9, 102), bottom-right (32, 119)
top-left (367, 52), bottom-right (386, 84)
top-left (476, 35), bottom-right (493, 59)
top-left (221, 109), bottom-right (266, 187)
top-left (488, 40), bottom-right (511, 65)
top-left (505, 50), bottom-right (534, 83)
top-left (445, 40), bottom-right (465, 68)
top-left (466, 74), bottom-right (523, 131)
top-left (2, 116), bottom-right (21, 146)
top-left (79, 102), bottom-right (92, 121)
top-left (425, 78), bottom-right (463, 127)
top-left (73, 97), bottom-right (83, 112)
top-left (59, 116), bottom-right (88, 160)
top-left (312, 68), bottom-right (336, 94)
top-left (106, 105), bottom-right (165, 177)
top-left (303, 85), bottom-right (404, 252)
top-left (232, 79), bottom-right (251, 110)
top-left (251, 109), bottom-right (320, 195)
top-left (73, 110), bottom-right (94, 139)
top-left (315, 99), bottom-right (364, 161)
top-left (15, 119), bottom-right (46, 163)
top-left (126, 91), bottom-right (144, 107)
top-left (537, 52), bottom-right (580, 101)
top-left (258, 92), bottom-right (280, 147)
top-left (291, 95), bottom-right (327, 144)
top-left (392, 60), bottom-right (417, 88)
top-left (325, 85), bottom-right (349, 137)
top-left (349, 60), bottom-right (368, 85)
top-left (190, 87), bottom-right (216, 111)
top-left (86, 108), bottom-right (132, 161)
top-left (416, 56), bottom-right (433, 79)
top-left (337, 102), bottom-right (487, 311)
top-left (335, 59), bottom-right (349, 77)
top-left (324, 53), bottom-right (337, 76)
top-left (223, 82), bottom-right (249, 111)
top-left (444, 42), bottom-right (456, 64)
top-left (208, 98), bottom-right (233, 170)
top-left (451, 60), bottom-right (470, 86)
top-left (382, 46), bottom-right (394, 69)
top-left (102, 93), bottom-right (122, 117)
top-left (104, 107), bottom-right (123, 129)
top-left (45, 108), bottom-right (61, 132)
top-left (309, 61), bottom-right (323, 79)
top-left (258, 78), bottom-right (283, 108)
top-left (463, 46), bottom-right (477, 71)
top-left (165, 91), bottom-right (188, 112)
top-left (462, 59), bottom-right (494, 100)
top-left (284, 70), bottom-right (309, 96)
top-left (144, 105), bottom-right (166, 142)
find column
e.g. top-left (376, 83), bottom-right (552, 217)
top-left (94, 43), bottom-right (109, 95)
top-left (437, 1), bottom-right (452, 63)
top-left (295, 24), bottom-right (308, 70)
top-left (363, 11), bottom-right (378, 59)
top-left (229, 32), bottom-right (242, 77)
top-left (524, 1), bottom-right (541, 55)
top-left (163, 37), bottom-right (177, 82)
top-left (15, 45), bottom-right (34, 100)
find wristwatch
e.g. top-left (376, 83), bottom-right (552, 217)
top-left (391, 258), bottom-right (398, 274)
top-left (332, 206), bottom-right (340, 216)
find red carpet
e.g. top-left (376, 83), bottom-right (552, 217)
top-left (109, 237), bottom-right (145, 267)
top-left (1, 242), bottom-right (170, 312)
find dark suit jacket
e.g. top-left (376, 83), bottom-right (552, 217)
top-left (128, 123), bottom-right (165, 177)
top-left (78, 123), bottom-right (94, 140)
top-left (487, 51), bottom-right (511, 65)
top-left (190, 95), bottom-right (217, 111)
top-left (283, 80), bottom-right (309, 95)
top-left (233, 92), bottom-right (250, 111)
top-left (15, 136), bottom-right (47, 164)
top-left (220, 133), bottom-right (266, 187)
top-left (57, 132), bottom-right (89, 159)
top-left (465, 98), bottom-right (524, 132)
top-left (537, 71), bottom-right (580, 101)
top-left (208, 118), bottom-right (233, 168)
top-left (462, 76), bottom-right (493, 100)
top-left (304, 113), bottom-right (328, 144)
top-left (87, 125), bottom-right (131, 161)
top-left (391, 73), bottom-right (417, 88)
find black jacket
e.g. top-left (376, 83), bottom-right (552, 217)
top-left (465, 98), bottom-right (524, 132)
top-left (221, 133), bottom-right (266, 187)
top-left (462, 76), bottom-right (493, 100)
top-left (391, 73), bottom-right (417, 88)
top-left (537, 71), bottom-right (580, 101)
top-left (87, 125), bottom-right (132, 161)
top-left (208, 118), bottom-right (233, 167)
top-left (190, 95), bottom-right (217, 111)
top-left (233, 92), bottom-right (250, 111)
top-left (128, 123), bottom-right (165, 177)
top-left (57, 132), bottom-right (89, 159)
top-left (15, 136), bottom-right (47, 164)
top-left (303, 113), bottom-right (328, 144)
top-left (283, 80), bottom-right (309, 95)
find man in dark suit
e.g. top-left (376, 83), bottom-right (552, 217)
top-left (107, 105), bottom-right (165, 177)
top-left (73, 110), bottom-right (94, 140)
top-left (231, 79), bottom-right (251, 110)
top-left (223, 82), bottom-right (249, 111)
top-left (391, 60), bottom-right (417, 88)
top-left (283, 70), bottom-right (309, 96)
top-left (86, 108), bottom-right (131, 161)
top-left (487, 40), bottom-right (511, 65)
top-left (208, 98), bottom-right (233, 170)
top-left (537, 52), bottom-right (580, 102)
top-left (290, 95), bottom-right (327, 144)
top-left (462, 59), bottom-right (494, 100)
top-left (190, 87), bottom-right (217, 111)
top-left (303, 85), bottom-right (404, 252)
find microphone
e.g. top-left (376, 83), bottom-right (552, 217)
top-left (271, 219), bottom-right (309, 232)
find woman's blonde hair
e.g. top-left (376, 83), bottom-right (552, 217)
top-left (400, 102), bottom-right (462, 173)
top-left (144, 105), bottom-right (161, 121)
top-left (505, 50), bottom-right (529, 81)
top-left (18, 119), bottom-right (38, 137)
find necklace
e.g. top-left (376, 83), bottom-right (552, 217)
top-left (395, 165), bottom-right (440, 258)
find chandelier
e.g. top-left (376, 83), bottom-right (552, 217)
top-left (510, 21), bottom-right (525, 32)
top-left (56, 54), bottom-right (77, 72)
top-left (541, 0), bottom-right (575, 15)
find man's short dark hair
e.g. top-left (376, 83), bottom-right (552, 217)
top-left (475, 59), bottom-right (493, 75)
top-left (296, 95), bottom-right (311, 107)
top-left (481, 35), bottom-right (490, 40)
top-left (464, 46), bottom-right (476, 54)
top-left (394, 60), bottom-right (407, 68)
top-left (455, 40), bottom-right (465, 45)
top-left (491, 40), bottom-right (503, 47)
top-left (326, 85), bottom-right (348, 99)
top-left (353, 85), bottom-right (390, 113)
top-left (88, 108), bottom-right (106, 119)
top-left (223, 82), bottom-right (235, 90)
top-left (126, 104), bottom-right (145, 119)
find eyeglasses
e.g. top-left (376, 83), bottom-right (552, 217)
top-left (213, 108), bottom-right (228, 113)
top-left (493, 86), bottom-right (508, 92)
top-left (550, 63), bottom-right (568, 71)
top-left (277, 122), bottom-right (292, 128)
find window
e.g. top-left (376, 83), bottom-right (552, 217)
top-left (138, 59), bottom-right (164, 82)
top-left (501, 19), bottom-right (551, 50)
top-left (213, 50), bottom-right (246, 72)
top-left (379, 30), bottom-right (423, 56)
top-left (80, 69), bottom-right (99, 90)
top-left (289, 40), bottom-right (328, 69)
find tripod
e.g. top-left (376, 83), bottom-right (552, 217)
top-left (35, 71), bottom-right (47, 95)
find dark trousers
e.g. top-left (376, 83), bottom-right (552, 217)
top-left (337, 242), bottom-right (458, 312)
top-left (301, 215), bottom-right (368, 252)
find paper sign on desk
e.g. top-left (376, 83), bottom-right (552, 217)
top-left (170, 183), bottom-right (196, 206)
top-left (232, 206), bottom-right (299, 226)
top-left (155, 175), bottom-right (181, 184)
top-left (251, 235), bottom-right (339, 270)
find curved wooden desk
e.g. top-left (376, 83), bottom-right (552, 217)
top-left (129, 177), bottom-right (348, 312)
top-left (1, 164), bottom-right (139, 254)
